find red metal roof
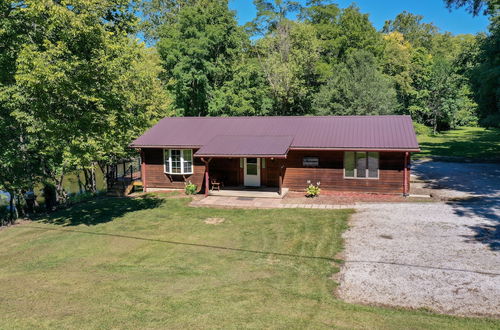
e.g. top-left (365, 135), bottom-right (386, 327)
top-left (131, 115), bottom-right (420, 152)
top-left (194, 135), bottom-right (293, 158)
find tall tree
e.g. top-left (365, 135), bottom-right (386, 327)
top-left (313, 50), bottom-right (397, 116)
top-left (383, 11), bottom-right (439, 50)
top-left (470, 15), bottom-right (500, 126)
top-left (382, 32), bottom-right (414, 112)
top-left (0, 0), bottom-right (171, 199)
top-left (140, 0), bottom-right (197, 41)
top-left (248, 0), bottom-right (302, 35)
top-left (157, 0), bottom-right (246, 116)
top-left (256, 20), bottom-right (320, 115)
top-left (444, 0), bottom-right (496, 16)
top-left (303, 2), bottom-right (383, 67)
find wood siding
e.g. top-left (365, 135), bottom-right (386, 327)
top-left (142, 148), bottom-right (409, 194)
top-left (143, 148), bottom-right (205, 191)
top-left (283, 150), bottom-right (406, 194)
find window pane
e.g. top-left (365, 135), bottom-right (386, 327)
top-left (164, 150), bottom-right (170, 173)
top-left (356, 152), bottom-right (367, 178)
top-left (368, 152), bottom-right (379, 178)
top-left (183, 161), bottom-right (192, 173)
top-left (183, 149), bottom-right (192, 162)
top-left (246, 158), bottom-right (257, 175)
top-left (182, 149), bottom-right (192, 173)
top-left (171, 150), bottom-right (181, 173)
top-left (344, 152), bottom-right (355, 177)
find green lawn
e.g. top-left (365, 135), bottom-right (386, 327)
top-left (0, 195), bottom-right (497, 329)
top-left (416, 126), bottom-right (500, 160)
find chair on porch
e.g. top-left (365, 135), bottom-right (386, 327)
top-left (210, 177), bottom-right (224, 191)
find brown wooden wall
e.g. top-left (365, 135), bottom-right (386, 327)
top-left (143, 148), bottom-right (205, 191)
top-left (282, 150), bottom-right (407, 194)
top-left (142, 148), bottom-right (408, 194)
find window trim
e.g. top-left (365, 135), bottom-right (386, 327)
top-left (163, 149), bottom-right (193, 175)
top-left (343, 151), bottom-right (379, 180)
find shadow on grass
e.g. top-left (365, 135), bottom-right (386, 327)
top-left (36, 195), bottom-right (165, 226)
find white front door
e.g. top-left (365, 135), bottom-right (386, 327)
top-left (244, 158), bottom-right (260, 187)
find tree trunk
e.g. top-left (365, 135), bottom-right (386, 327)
top-left (9, 191), bottom-right (15, 224)
top-left (55, 172), bottom-right (66, 204)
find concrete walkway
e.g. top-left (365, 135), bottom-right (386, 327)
top-left (191, 196), bottom-right (354, 209)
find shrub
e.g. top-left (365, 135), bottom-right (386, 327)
top-left (306, 183), bottom-right (321, 198)
top-left (185, 181), bottom-right (197, 195)
top-left (413, 122), bottom-right (432, 136)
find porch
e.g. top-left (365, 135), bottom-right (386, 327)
top-left (208, 186), bottom-right (289, 199)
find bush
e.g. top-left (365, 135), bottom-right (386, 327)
top-left (185, 181), bottom-right (197, 195)
top-left (413, 122), bottom-right (432, 136)
top-left (305, 183), bottom-right (321, 198)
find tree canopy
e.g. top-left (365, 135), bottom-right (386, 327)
top-left (0, 0), bottom-right (498, 210)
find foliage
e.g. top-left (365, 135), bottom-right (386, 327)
top-left (157, 0), bottom-right (246, 116)
top-left (383, 11), bottom-right (439, 50)
top-left (255, 20), bottom-right (320, 115)
top-left (305, 183), bottom-right (321, 197)
top-left (382, 32), bottom-right (413, 111)
top-left (0, 0), bottom-right (171, 202)
top-left (470, 15), bottom-right (500, 125)
top-left (302, 2), bottom-right (384, 72)
top-left (444, 0), bottom-right (496, 16)
top-left (184, 181), bottom-right (197, 195)
top-left (314, 50), bottom-right (397, 116)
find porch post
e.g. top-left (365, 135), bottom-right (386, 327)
top-left (279, 164), bottom-right (284, 196)
top-left (403, 152), bottom-right (409, 197)
top-left (140, 150), bottom-right (147, 192)
top-left (201, 158), bottom-right (211, 197)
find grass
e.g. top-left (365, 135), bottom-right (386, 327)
top-left (0, 195), bottom-right (498, 329)
top-left (415, 126), bottom-right (500, 160)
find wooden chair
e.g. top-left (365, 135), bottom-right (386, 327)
top-left (211, 178), bottom-right (222, 191)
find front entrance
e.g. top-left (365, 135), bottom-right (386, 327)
top-left (244, 158), bottom-right (260, 187)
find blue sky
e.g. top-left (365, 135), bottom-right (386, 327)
top-left (229, 0), bottom-right (490, 35)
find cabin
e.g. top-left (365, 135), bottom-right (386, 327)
top-left (130, 115), bottom-right (420, 196)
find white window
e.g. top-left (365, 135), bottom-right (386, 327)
top-left (164, 149), bottom-right (193, 175)
top-left (344, 152), bottom-right (379, 179)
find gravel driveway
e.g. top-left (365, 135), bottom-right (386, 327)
top-left (337, 161), bottom-right (500, 317)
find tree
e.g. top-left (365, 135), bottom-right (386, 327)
top-left (303, 2), bottom-right (383, 68)
top-left (248, 0), bottom-right (302, 35)
top-left (444, 0), bottom-right (496, 16)
top-left (383, 11), bottom-right (439, 50)
top-left (208, 59), bottom-right (274, 116)
top-left (0, 0), bottom-right (171, 201)
top-left (140, 0), bottom-right (197, 41)
top-left (313, 50), bottom-right (398, 116)
top-left (382, 32), bottom-right (414, 111)
top-left (256, 21), bottom-right (320, 115)
top-left (157, 0), bottom-right (246, 116)
top-left (470, 16), bottom-right (500, 126)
